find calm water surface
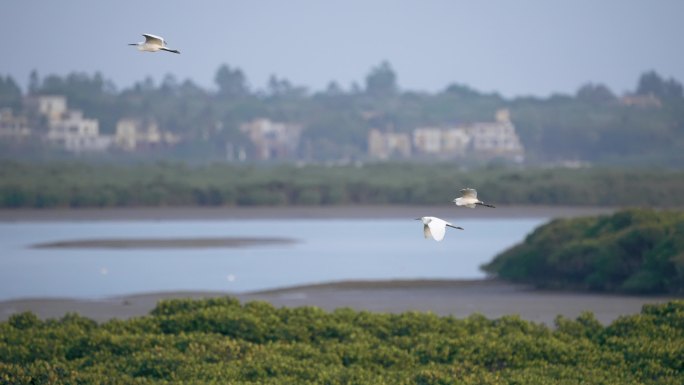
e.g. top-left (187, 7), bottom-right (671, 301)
top-left (0, 218), bottom-right (544, 300)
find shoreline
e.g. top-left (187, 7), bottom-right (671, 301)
top-left (0, 205), bottom-right (616, 222)
top-left (1, 279), bottom-right (677, 326)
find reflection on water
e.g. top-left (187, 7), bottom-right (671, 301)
top-left (0, 218), bottom-right (544, 300)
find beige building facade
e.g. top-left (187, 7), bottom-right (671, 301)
top-left (369, 109), bottom-right (524, 161)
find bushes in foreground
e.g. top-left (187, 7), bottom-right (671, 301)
top-left (1, 298), bottom-right (683, 384)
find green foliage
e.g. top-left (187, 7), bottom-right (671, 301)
top-left (215, 64), bottom-right (249, 98)
top-left (3, 68), bottom-right (684, 165)
top-left (365, 61), bottom-right (398, 97)
top-left (1, 298), bottom-right (683, 384)
top-left (637, 71), bottom-right (683, 100)
top-left (0, 76), bottom-right (22, 110)
top-left (3, 161), bottom-right (684, 208)
top-left (483, 209), bottom-right (684, 294)
top-left (7, 312), bottom-right (41, 330)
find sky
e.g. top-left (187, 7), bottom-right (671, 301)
top-left (2, 0), bottom-right (684, 98)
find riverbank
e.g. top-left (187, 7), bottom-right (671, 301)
top-left (0, 279), bottom-right (675, 326)
top-left (0, 205), bottom-right (616, 222)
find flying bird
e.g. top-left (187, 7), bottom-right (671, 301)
top-left (453, 188), bottom-right (495, 208)
top-left (416, 216), bottom-right (464, 242)
top-left (129, 33), bottom-right (180, 54)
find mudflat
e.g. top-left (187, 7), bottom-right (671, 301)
top-left (0, 279), bottom-right (676, 326)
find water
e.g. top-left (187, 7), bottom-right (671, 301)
top-left (0, 218), bottom-right (545, 300)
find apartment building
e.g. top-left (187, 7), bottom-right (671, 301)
top-left (0, 108), bottom-right (31, 140)
top-left (115, 118), bottom-right (180, 151)
top-left (240, 118), bottom-right (302, 160)
top-left (46, 110), bottom-right (112, 152)
top-left (368, 129), bottom-right (411, 159)
top-left (369, 109), bottom-right (524, 162)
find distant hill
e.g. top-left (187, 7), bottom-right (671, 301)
top-left (482, 209), bottom-right (684, 294)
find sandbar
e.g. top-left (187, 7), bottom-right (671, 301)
top-left (32, 237), bottom-right (297, 249)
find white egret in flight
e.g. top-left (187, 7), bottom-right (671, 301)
top-left (129, 34), bottom-right (180, 54)
top-left (416, 216), bottom-right (464, 241)
top-left (453, 188), bottom-right (495, 208)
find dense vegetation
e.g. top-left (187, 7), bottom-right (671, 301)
top-left (2, 161), bottom-right (684, 208)
top-left (483, 209), bottom-right (684, 295)
top-left (1, 298), bottom-right (683, 384)
top-left (2, 66), bottom-right (684, 165)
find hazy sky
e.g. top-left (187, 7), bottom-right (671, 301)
top-left (2, 0), bottom-right (683, 97)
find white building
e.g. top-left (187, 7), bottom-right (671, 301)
top-left (413, 127), bottom-right (443, 155)
top-left (370, 109), bottom-right (525, 162)
top-left (47, 110), bottom-right (112, 152)
top-left (0, 108), bottom-right (31, 140)
top-left (115, 118), bottom-right (179, 151)
top-left (464, 109), bottom-right (524, 160)
top-left (413, 127), bottom-right (472, 157)
top-left (240, 118), bottom-right (302, 160)
top-left (442, 128), bottom-right (471, 154)
top-left (28, 95), bottom-right (68, 121)
top-left (368, 129), bottom-right (412, 159)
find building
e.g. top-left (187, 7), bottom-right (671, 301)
top-left (27, 95), bottom-right (68, 121)
top-left (464, 109), bottom-right (525, 160)
top-left (413, 127), bottom-right (443, 155)
top-left (368, 129), bottom-right (412, 159)
top-left (240, 118), bottom-right (302, 160)
top-left (442, 128), bottom-right (471, 154)
top-left (115, 118), bottom-right (180, 151)
top-left (46, 110), bottom-right (112, 152)
top-left (619, 93), bottom-right (662, 108)
top-left (22, 95), bottom-right (114, 153)
top-left (0, 108), bottom-right (31, 140)
top-left (412, 126), bottom-right (472, 157)
top-left (368, 109), bottom-right (525, 162)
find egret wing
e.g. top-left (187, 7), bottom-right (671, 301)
top-left (453, 197), bottom-right (475, 207)
top-left (460, 188), bottom-right (478, 198)
top-left (143, 34), bottom-right (165, 46)
top-left (423, 224), bottom-right (433, 239)
top-left (427, 219), bottom-right (447, 241)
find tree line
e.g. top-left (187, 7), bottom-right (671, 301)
top-left (2, 161), bottom-right (684, 208)
top-left (1, 64), bottom-right (684, 165)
